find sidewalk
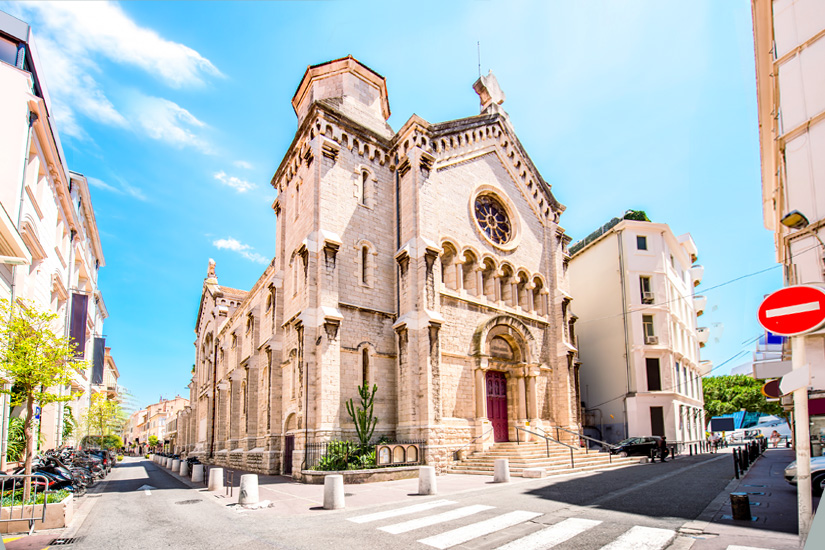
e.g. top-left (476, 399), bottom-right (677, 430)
top-left (681, 447), bottom-right (816, 550)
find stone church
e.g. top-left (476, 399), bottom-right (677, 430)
top-left (176, 56), bottom-right (581, 476)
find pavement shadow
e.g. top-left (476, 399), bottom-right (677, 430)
top-left (523, 454), bottom-right (737, 521)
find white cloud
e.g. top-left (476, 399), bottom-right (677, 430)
top-left (212, 238), bottom-right (269, 264)
top-left (233, 160), bottom-right (253, 170)
top-left (8, 1), bottom-right (220, 146)
top-left (87, 176), bottom-right (147, 201)
top-left (213, 171), bottom-right (256, 193)
top-left (20, 1), bottom-right (222, 88)
top-left (127, 94), bottom-right (211, 153)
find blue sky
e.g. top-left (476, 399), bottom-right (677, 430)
top-left (2, 1), bottom-right (780, 410)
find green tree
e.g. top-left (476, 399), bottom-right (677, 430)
top-left (703, 374), bottom-right (785, 424)
top-left (82, 392), bottom-right (126, 441)
top-left (0, 299), bottom-right (83, 499)
top-left (148, 435), bottom-right (159, 450)
top-left (62, 405), bottom-right (77, 441)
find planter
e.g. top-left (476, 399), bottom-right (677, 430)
top-left (301, 465), bottom-right (420, 485)
top-left (0, 494), bottom-right (73, 534)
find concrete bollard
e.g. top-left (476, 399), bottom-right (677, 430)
top-left (418, 466), bottom-right (437, 495)
top-left (238, 474), bottom-right (259, 505)
top-left (493, 458), bottom-right (510, 483)
top-left (323, 474), bottom-right (345, 510)
top-left (172, 459), bottom-right (181, 473)
top-left (180, 461), bottom-right (190, 477)
top-left (164, 457), bottom-right (170, 468)
top-left (192, 464), bottom-right (205, 483)
top-left (208, 467), bottom-right (224, 492)
top-left (730, 492), bottom-right (752, 520)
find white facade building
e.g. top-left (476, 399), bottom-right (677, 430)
top-left (568, 212), bottom-right (710, 444)
top-left (0, 11), bottom-right (108, 457)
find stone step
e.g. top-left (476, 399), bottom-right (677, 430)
top-left (446, 458), bottom-right (637, 477)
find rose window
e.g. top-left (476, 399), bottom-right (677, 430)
top-left (474, 195), bottom-right (512, 245)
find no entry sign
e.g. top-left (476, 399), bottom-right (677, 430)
top-left (757, 285), bottom-right (825, 336)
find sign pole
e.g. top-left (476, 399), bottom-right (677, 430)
top-left (792, 335), bottom-right (812, 545)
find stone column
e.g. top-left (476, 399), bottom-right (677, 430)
top-left (525, 282), bottom-right (536, 313)
top-left (526, 367), bottom-right (539, 420)
top-left (493, 270), bottom-right (503, 303)
top-left (517, 370), bottom-right (527, 421)
top-left (454, 261), bottom-right (464, 293)
top-left (475, 366), bottom-right (487, 420)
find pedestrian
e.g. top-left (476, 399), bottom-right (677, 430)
top-left (656, 436), bottom-right (669, 462)
top-left (770, 430), bottom-right (780, 449)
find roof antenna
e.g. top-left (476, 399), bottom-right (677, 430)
top-left (477, 41), bottom-right (481, 78)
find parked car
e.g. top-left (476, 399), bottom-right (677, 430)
top-left (784, 456), bottom-right (825, 496)
top-left (609, 436), bottom-right (662, 457)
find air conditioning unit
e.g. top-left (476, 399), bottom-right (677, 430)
top-left (645, 335), bottom-right (659, 345)
top-left (642, 291), bottom-right (655, 304)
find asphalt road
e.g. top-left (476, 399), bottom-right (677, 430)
top-left (70, 453), bottom-right (737, 550)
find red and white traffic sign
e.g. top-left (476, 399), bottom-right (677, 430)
top-left (757, 284), bottom-right (825, 336)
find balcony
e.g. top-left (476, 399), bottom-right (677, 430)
top-left (693, 295), bottom-right (707, 316)
top-left (698, 360), bottom-right (713, 376)
top-left (697, 327), bottom-right (709, 347)
top-left (690, 265), bottom-right (704, 287)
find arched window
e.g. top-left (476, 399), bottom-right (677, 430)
top-left (362, 347), bottom-right (370, 384)
top-left (361, 246), bottom-right (369, 284)
top-left (361, 170), bottom-right (369, 206)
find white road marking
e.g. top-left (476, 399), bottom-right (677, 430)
top-left (726, 546), bottom-right (775, 550)
top-left (418, 510), bottom-right (542, 549)
top-left (379, 504), bottom-right (494, 534)
top-left (598, 525), bottom-right (675, 550)
top-left (495, 517), bottom-right (603, 550)
top-left (347, 499), bottom-right (456, 524)
top-left (765, 301), bottom-right (820, 318)
top-left (137, 484), bottom-right (155, 495)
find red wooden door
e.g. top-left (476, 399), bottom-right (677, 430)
top-left (486, 370), bottom-right (509, 442)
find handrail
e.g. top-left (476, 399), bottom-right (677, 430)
top-left (514, 426), bottom-right (576, 469)
top-left (452, 427), bottom-right (494, 461)
top-left (546, 425), bottom-right (613, 452)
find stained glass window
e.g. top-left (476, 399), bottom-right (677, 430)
top-left (474, 194), bottom-right (511, 245)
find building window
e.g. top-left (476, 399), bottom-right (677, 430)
top-left (640, 276), bottom-right (653, 304)
top-left (645, 358), bottom-right (661, 391)
top-left (361, 170), bottom-right (369, 206)
top-left (642, 315), bottom-right (656, 344)
top-left (294, 184), bottom-right (300, 221)
top-left (474, 194), bottom-right (512, 245)
top-left (361, 246), bottom-right (369, 284)
top-left (246, 314), bottom-right (254, 334)
top-left (636, 235), bottom-right (648, 250)
top-left (362, 348), bottom-right (370, 384)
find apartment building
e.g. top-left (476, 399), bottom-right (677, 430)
top-left (0, 11), bottom-right (109, 458)
top-left (568, 211), bottom-right (710, 444)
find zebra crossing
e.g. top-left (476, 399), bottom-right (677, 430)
top-left (346, 501), bottom-right (778, 550)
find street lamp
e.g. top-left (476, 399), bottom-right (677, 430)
top-left (780, 210), bottom-right (810, 230)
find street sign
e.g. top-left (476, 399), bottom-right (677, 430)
top-left (757, 285), bottom-right (825, 336)
top-left (761, 379), bottom-right (783, 398)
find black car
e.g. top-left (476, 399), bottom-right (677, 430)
top-left (609, 436), bottom-right (662, 457)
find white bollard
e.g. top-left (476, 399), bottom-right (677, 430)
top-left (172, 459), bottom-right (181, 473)
top-left (208, 467), bottom-right (224, 492)
top-left (238, 474), bottom-right (259, 505)
top-left (180, 461), bottom-right (190, 477)
top-left (192, 464), bottom-right (205, 483)
top-left (323, 474), bottom-right (345, 509)
top-left (493, 458), bottom-right (510, 483)
top-left (418, 466), bottom-right (437, 495)
top-left (164, 457), bottom-right (170, 468)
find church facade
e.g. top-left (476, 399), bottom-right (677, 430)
top-left (176, 57), bottom-right (581, 476)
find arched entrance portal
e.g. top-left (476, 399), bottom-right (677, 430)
top-left (473, 316), bottom-right (539, 443)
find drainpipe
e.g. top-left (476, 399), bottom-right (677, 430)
top-left (395, 165), bottom-right (401, 315)
top-left (617, 230), bottom-right (631, 439)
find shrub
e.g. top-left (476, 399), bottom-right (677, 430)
top-left (0, 488), bottom-right (71, 506)
top-left (117, 455), bottom-right (124, 461)
top-left (314, 441), bottom-right (376, 471)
